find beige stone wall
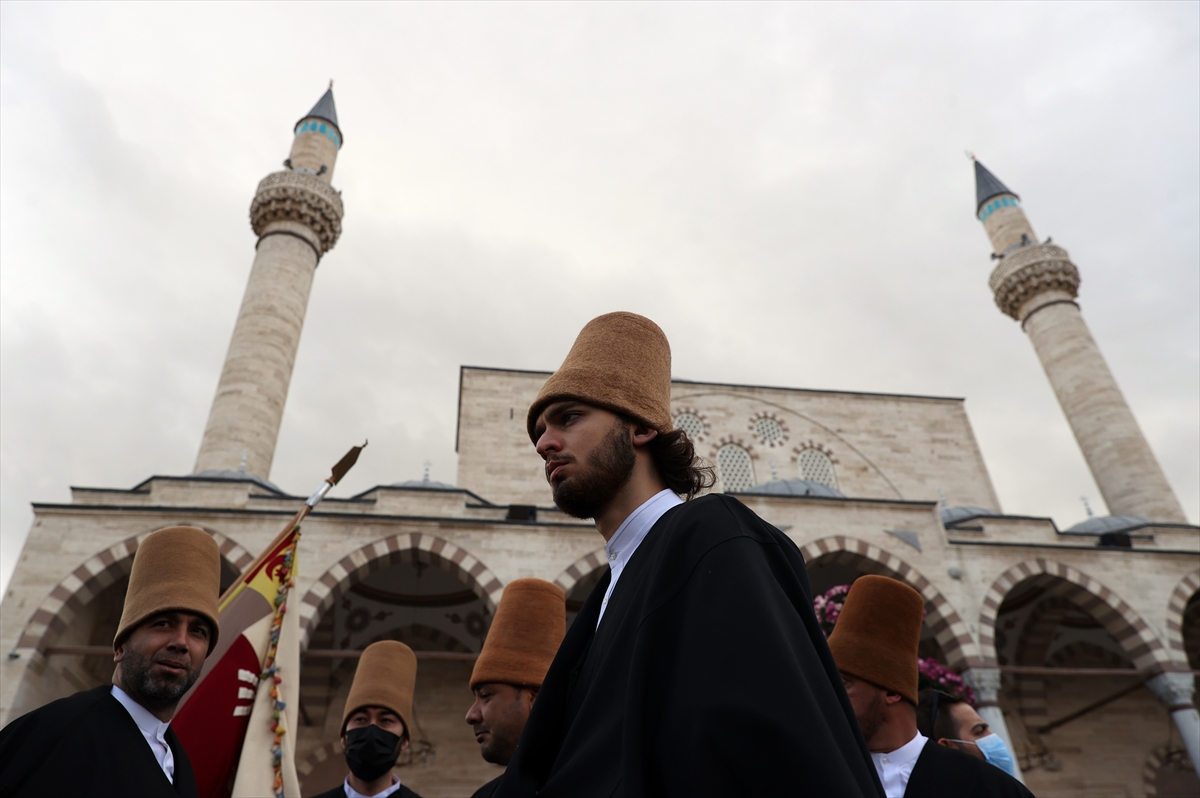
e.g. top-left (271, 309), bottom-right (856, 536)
top-left (1023, 300), bottom-right (1187, 522)
top-left (193, 233), bottom-right (319, 478)
top-left (456, 367), bottom-right (1002, 511)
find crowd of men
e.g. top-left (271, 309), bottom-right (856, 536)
top-left (0, 312), bottom-right (1035, 798)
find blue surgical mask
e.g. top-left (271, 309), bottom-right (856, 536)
top-left (975, 733), bottom-right (1016, 777)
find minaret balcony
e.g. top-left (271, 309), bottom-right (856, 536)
top-left (988, 243), bottom-right (1080, 320)
top-left (249, 170), bottom-right (344, 254)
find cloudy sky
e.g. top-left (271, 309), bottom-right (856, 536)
top-left (2, 2), bottom-right (1197, 594)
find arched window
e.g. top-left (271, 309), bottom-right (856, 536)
top-left (798, 448), bottom-right (838, 489)
top-left (673, 412), bottom-right (707, 441)
top-left (717, 444), bottom-right (756, 493)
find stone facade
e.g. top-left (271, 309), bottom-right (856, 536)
top-left (2, 103), bottom-right (1198, 797)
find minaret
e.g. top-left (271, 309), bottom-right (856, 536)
top-left (975, 159), bottom-right (1186, 523)
top-left (194, 87), bottom-right (345, 479)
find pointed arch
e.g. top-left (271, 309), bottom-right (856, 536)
top-left (297, 532), bottom-right (504, 649)
top-left (798, 535), bottom-right (979, 669)
top-left (14, 527), bottom-right (253, 654)
top-left (1166, 571), bottom-right (1200, 666)
top-left (553, 549), bottom-right (608, 595)
top-left (979, 559), bottom-right (1172, 672)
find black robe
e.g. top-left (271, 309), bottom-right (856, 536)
top-left (905, 740), bottom-right (1035, 798)
top-left (495, 494), bottom-right (883, 798)
top-left (310, 781), bottom-right (422, 798)
top-left (469, 775), bottom-right (502, 798)
top-left (0, 684), bottom-right (198, 798)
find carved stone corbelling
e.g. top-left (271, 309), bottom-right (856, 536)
top-left (1148, 672), bottom-right (1196, 709)
top-left (962, 667), bottom-right (1003, 704)
top-left (988, 244), bottom-right (1081, 320)
top-left (249, 171), bottom-right (344, 254)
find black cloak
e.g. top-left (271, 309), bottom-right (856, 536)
top-left (0, 684), bottom-right (198, 797)
top-left (310, 780), bottom-right (422, 798)
top-left (469, 775), bottom-right (503, 798)
top-left (905, 740), bottom-right (1035, 798)
top-left (494, 494), bottom-right (883, 798)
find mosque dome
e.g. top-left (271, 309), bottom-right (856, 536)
top-left (1063, 515), bottom-right (1150, 535)
top-left (193, 469), bottom-right (284, 494)
top-left (391, 476), bottom-right (458, 491)
top-left (939, 505), bottom-right (1001, 526)
top-left (742, 479), bottom-right (846, 499)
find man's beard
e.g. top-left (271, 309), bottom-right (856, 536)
top-left (119, 646), bottom-right (201, 713)
top-left (551, 418), bottom-right (636, 519)
top-left (857, 690), bottom-right (887, 742)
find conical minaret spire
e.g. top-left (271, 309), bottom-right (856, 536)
top-left (194, 88), bottom-right (346, 479)
top-left (974, 159), bottom-right (1186, 523)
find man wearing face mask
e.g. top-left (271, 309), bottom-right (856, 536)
top-left (0, 526), bottom-right (220, 797)
top-left (312, 640), bottom-right (423, 798)
top-left (465, 579), bottom-right (566, 798)
top-left (917, 689), bottom-right (1020, 777)
top-left (830, 575), bottom-right (1034, 798)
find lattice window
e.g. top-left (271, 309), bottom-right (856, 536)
top-left (798, 448), bottom-right (838, 489)
top-left (673, 412), bottom-right (707, 441)
top-left (717, 444), bottom-right (756, 493)
top-left (752, 416), bottom-right (787, 447)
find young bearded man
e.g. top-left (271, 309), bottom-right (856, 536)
top-left (493, 311), bottom-right (882, 798)
top-left (312, 640), bottom-right (423, 798)
top-left (829, 575), bottom-right (1033, 798)
top-left (465, 579), bottom-right (566, 798)
top-left (0, 526), bottom-right (221, 797)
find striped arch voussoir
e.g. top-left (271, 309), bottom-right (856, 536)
top-left (14, 526), bottom-right (253, 654)
top-left (799, 535), bottom-right (979, 669)
top-left (298, 532), bottom-right (504, 649)
top-left (1165, 571), bottom-right (1200, 664)
top-left (554, 549), bottom-right (608, 595)
top-left (979, 559), bottom-right (1173, 672)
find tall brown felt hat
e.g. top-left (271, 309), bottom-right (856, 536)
top-left (342, 640), bottom-right (418, 736)
top-left (114, 526), bottom-right (221, 655)
top-left (527, 312), bottom-right (673, 443)
top-left (827, 575), bottom-right (924, 705)
top-left (471, 578), bottom-right (566, 690)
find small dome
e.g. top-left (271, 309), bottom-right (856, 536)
top-left (193, 469), bottom-right (284, 494)
top-left (391, 478), bottom-right (457, 491)
top-left (1064, 515), bottom-right (1150, 535)
top-left (939, 505), bottom-right (1000, 526)
top-left (742, 479), bottom-right (846, 498)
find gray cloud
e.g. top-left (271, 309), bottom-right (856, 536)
top-left (2, 2), bottom-right (1197, 593)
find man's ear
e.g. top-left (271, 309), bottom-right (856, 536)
top-left (630, 424), bottom-right (658, 448)
top-left (936, 737), bottom-right (955, 749)
top-left (113, 643), bottom-right (124, 664)
top-left (340, 735), bottom-right (347, 752)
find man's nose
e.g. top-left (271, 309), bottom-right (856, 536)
top-left (535, 429), bottom-right (561, 458)
top-left (166, 624), bottom-right (190, 649)
top-left (465, 701), bottom-right (482, 725)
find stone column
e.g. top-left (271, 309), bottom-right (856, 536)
top-left (1147, 672), bottom-right (1200, 777)
top-left (193, 169), bottom-right (343, 478)
top-left (963, 667), bottom-right (1026, 784)
top-left (988, 243), bottom-right (1186, 523)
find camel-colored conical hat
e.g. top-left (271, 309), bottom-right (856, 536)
top-left (827, 575), bottom-right (924, 705)
top-left (114, 526), bottom-right (221, 654)
top-left (527, 312), bottom-right (673, 442)
top-left (470, 578), bottom-right (566, 690)
top-left (342, 640), bottom-right (418, 736)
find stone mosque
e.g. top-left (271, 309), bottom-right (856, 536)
top-left (2, 88), bottom-right (1198, 797)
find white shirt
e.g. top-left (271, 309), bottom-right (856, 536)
top-left (870, 732), bottom-right (927, 798)
top-left (343, 775), bottom-right (403, 798)
top-left (111, 685), bottom-right (175, 783)
top-left (596, 489), bottom-right (683, 628)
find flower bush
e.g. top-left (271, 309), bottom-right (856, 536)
top-left (815, 582), bottom-right (975, 705)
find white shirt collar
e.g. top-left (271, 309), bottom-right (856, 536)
top-left (870, 732), bottom-right (927, 798)
top-left (343, 775), bottom-right (402, 798)
top-left (111, 685), bottom-right (175, 783)
top-left (596, 489), bottom-right (683, 628)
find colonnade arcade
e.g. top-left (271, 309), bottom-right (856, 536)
top-left (11, 527), bottom-right (1199, 795)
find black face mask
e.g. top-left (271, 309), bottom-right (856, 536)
top-left (344, 725), bottom-right (402, 782)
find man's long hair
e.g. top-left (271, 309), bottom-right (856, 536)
top-left (646, 427), bottom-right (716, 500)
